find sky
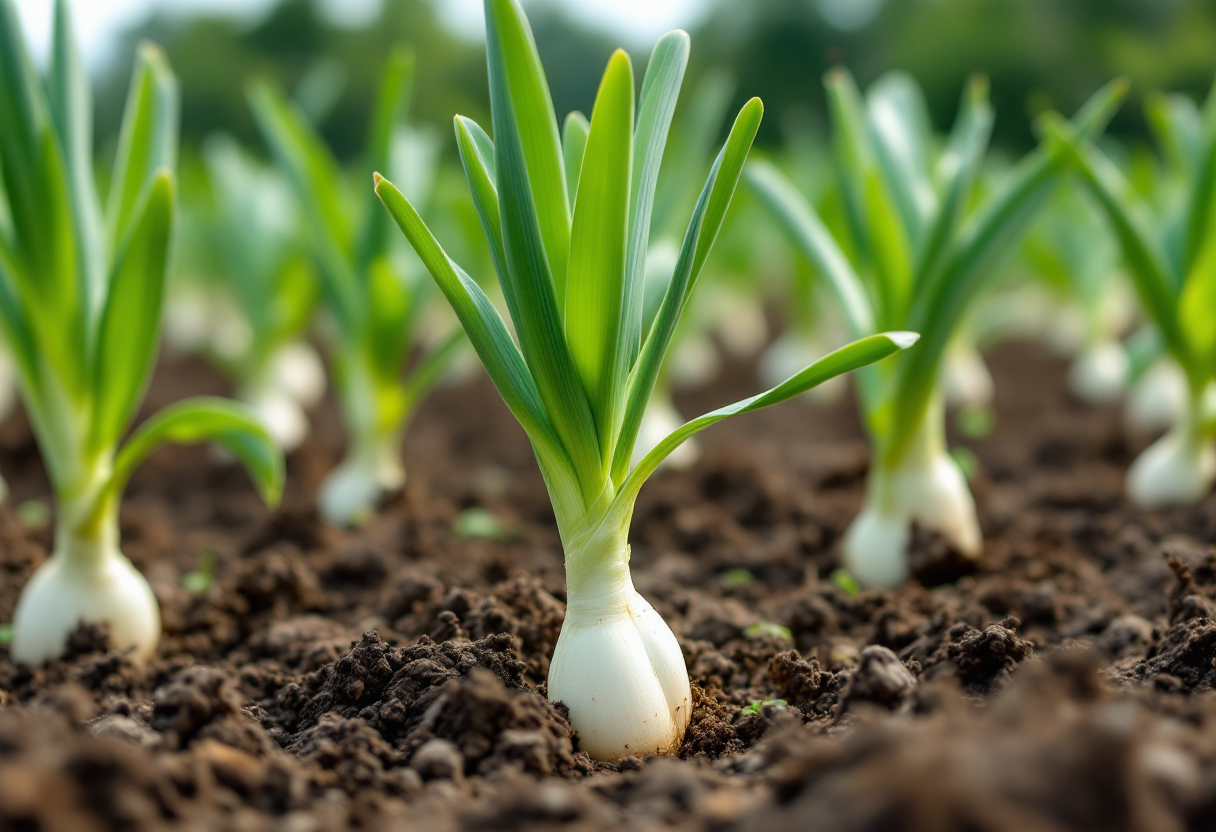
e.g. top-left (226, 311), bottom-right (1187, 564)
top-left (14, 0), bottom-right (712, 68)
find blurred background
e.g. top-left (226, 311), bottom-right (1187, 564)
top-left (14, 0), bottom-right (1216, 160)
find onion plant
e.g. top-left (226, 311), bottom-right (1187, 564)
top-left (374, 0), bottom-right (915, 760)
top-left (250, 47), bottom-right (462, 527)
top-left (748, 70), bottom-right (1125, 588)
top-left (1044, 87), bottom-right (1216, 509)
top-left (188, 135), bottom-right (325, 453)
top-left (1021, 188), bottom-right (1130, 404)
top-left (0, 0), bottom-right (283, 665)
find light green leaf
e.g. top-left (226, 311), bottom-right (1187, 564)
top-left (454, 115), bottom-right (507, 282)
top-left (917, 75), bottom-right (993, 282)
top-left (614, 332), bottom-right (917, 510)
top-left (484, 0), bottom-right (570, 304)
top-left (1043, 117), bottom-right (1186, 367)
top-left (110, 397), bottom-right (284, 510)
top-left (486, 0), bottom-right (602, 495)
top-left (1181, 236), bottom-right (1216, 376)
top-left (357, 44), bottom-right (414, 274)
top-left (622, 29), bottom-right (688, 368)
top-left (364, 257), bottom-right (412, 382)
top-left (1183, 127), bottom-right (1216, 275)
top-left (826, 68), bottom-right (911, 328)
top-left (867, 71), bottom-right (935, 240)
top-left (48, 0), bottom-right (104, 295)
top-left (0, 0), bottom-right (65, 283)
top-left (688, 97), bottom-right (764, 299)
top-left (609, 98), bottom-right (762, 483)
top-left (888, 79), bottom-right (1127, 462)
top-left (249, 80), bottom-right (360, 335)
top-left (0, 243), bottom-right (36, 393)
top-left (374, 177), bottom-right (577, 483)
top-left (744, 160), bottom-right (873, 339)
top-left (1145, 91), bottom-right (1201, 177)
top-left (403, 328), bottom-right (465, 412)
top-left (89, 171), bottom-right (175, 453)
top-left (107, 43), bottom-right (178, 250)
top-left (562, 111), bottom-right (589, 204)
top-left (566, 50), bottom-right (634, 463)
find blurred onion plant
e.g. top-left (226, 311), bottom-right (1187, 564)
top-left (748, 69), bottom-right (1125, 588)
top-left (0, 0), bottom-right (283, 665)
top-left (250, 47), bottom-right (463, 527)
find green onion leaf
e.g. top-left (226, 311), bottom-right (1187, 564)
top-left (88, 171), bottom-right (174, 454)
top-left (562, 111), bottom-right (589, 204)
top-left (111, 397), bottom-right (284, 508)
top-left (566, 49), bottom-right (634, 464)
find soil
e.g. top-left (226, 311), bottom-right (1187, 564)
top-left (3, 335), bottom-right (1216, 831)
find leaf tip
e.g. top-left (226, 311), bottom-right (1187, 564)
top-left (373, 170), bottom-right (385, 187)
top-left (887, 331), bottom-right (920, 350)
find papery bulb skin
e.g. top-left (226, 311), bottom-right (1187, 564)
top-left (631, 395), bottom-right (697, 471)
top-left (1068, 341), bottom-right (1128, 405)
top-left (1125, 359), bottom-right (1187, 436)
top-left (318, 435), bottom-right (405, 527)
top-left (271, 341), bottom-right (327, 409)
top-left (943, 341), bottom-right (994, 409)
top-left (548, 547), bottom-right (690, 761)
top-left (11, 533), bottom-right (160, 666)
top-left (1127, 420), bottom-right (1216, 510)
top-left (843, 399), bottom-right (981, 589)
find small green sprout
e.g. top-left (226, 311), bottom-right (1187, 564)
top-left (830, 568), bottom-right (862, 597)
top-left (741, 698), bottom-right (787, 716)
top-left (374, 0), bottom-right (914, 760)
top-left (0, 1), bottom-right (283, 666)
top-left (1042, 87), bottom-right (1216, 508)
top-left (722, 567), bottom-right (757, 587)
top-left (956, 404), bottom-right (995, 439)
top-left (749, 70), bottom-right (1125, 588)
top-left (181, 550), bottom-right (217, 594)
top-left (16, 499), bottom-right (51, 530)
top-left (453, 507), bottom-right (514, 541)
top-left (744, 622), bottom-right (794, 642)
top-left (250, 45), bottom-right (464, 527)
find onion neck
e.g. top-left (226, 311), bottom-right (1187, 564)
top-left (1127, 389), bottom-right (1216, 509)
top-left (563, 517), bottom-right (633, 620)
top-left (845, 392), bottom-right (981, 588)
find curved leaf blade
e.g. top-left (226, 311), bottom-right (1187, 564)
top-left (615, 332), bottom-right (918, 508)
top-left (107, 43), bottom-right (178, 250)
top-left (89, 171), bottom-right (175, 453)
top-left (112, 397), bottom-right (284, 507)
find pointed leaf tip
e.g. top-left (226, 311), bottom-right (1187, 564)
top-left (373, 171), bottom-right (385, 186)
top-left (887, 331), bottom-right (920, 349)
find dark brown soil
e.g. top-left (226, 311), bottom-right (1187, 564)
top-left (3, 337), bottom-right (1216, 831)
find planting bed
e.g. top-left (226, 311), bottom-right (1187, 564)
top-left (3, 335), bottom-right (1216, 832)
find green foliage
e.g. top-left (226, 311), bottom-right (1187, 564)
top-left (375, 0), bottom-right (914, 538)
top-left (829, 568), bottom-right (861, 597)
top-left (250, 44), bottom-right (463, 516)
top-left (1043, 85), bottom-right (1216, 400)
top-left (192, 135), bottom-right (319, 383)
top-left (743, 622), bottom-right (793, 642)
top-left (749, 70), bottom-right (1125, 465)
top-left (0, 0), bottom-right (281, 536)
